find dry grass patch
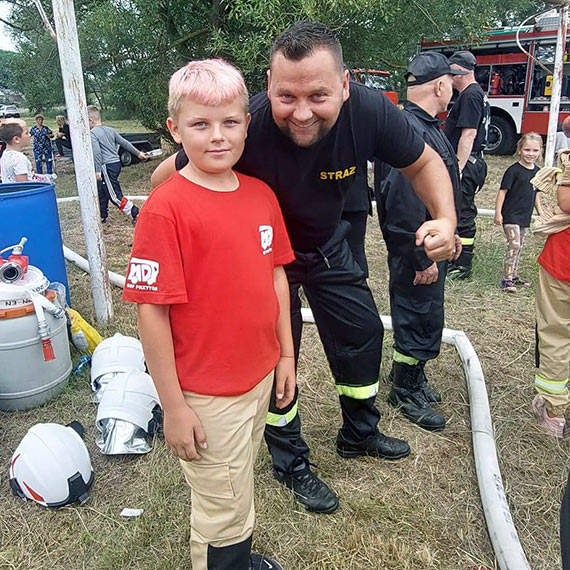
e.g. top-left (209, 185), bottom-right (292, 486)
top-left (0, 156), bottom-right (566, 570)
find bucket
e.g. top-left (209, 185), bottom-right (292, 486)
top-left (0, 182), bottom-right (70, 304)
top-left (0, 267), bottom-right (72, 411)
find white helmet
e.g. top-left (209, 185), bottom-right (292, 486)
top-left (96, 370), bottom-right (162, 455)
top-left (9, 422), bottom-right (94, 507)
top-left (90, 333), bottom-right (145, 393)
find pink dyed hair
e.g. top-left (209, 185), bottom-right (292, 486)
top-left (168, 59), bottom-right (248, 118)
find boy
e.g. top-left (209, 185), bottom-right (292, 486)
top-left (29, 114), bottom-right (54, 175)
top-left (123, 59), bottom-right (295, 570)
top-left (0, 120), bottom-right (33, 183)
top-left (87, 105), bottom-right (147, 224)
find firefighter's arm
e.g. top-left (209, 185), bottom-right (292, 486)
top-left (138, 303), bottom-right (207, 461)
top-left (151, 154), bottom-right (177, 188)
top-left (456, 128), bottom-right (477, 172)
top-left (399, 144), bottom-right (456, 261)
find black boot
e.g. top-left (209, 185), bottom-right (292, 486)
top-left (388, 362), bottom-right (445, 431)
top-left (418, 362), bottom-right (441, 403)
top-left (447, 247), bottom-right (473, 280)
top-left (336, 431), bottom-right (410, 459)
top-left (274, 461), bottom-right (339, 514)
top-left (250, 553), bottom-right (284, 570)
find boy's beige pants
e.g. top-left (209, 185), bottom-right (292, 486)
top-left (179, 371), bottom-right (273, 570)
top-left (535, 266), bottom-right (570, 415)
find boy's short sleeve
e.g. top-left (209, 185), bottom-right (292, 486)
top-left (267, 190), bottom-right (295, 266)
top-left (12, 153), bottom-right (31, 176)
top-left (123, 211), bottom-right (188, 305)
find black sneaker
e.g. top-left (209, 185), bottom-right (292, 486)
top-left (250, 553), bottom-right (284, 570)
top-left (336, 432), bottom-right (410, 460)
top-left (274, 467), bottom-right (339, 513)
top-left (101, 217), bottom-right (107, 224)
top-left (388, 388), bottom-right (446, 431)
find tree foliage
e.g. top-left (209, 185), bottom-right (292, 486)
top-left (4, 0), bottom-right (544, 131)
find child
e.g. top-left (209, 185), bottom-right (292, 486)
top-left (532, 176), bottom-right (570, 438)
top-left (29, 114), bottom-right (54, 175)
top-left (123, 59), bottom-right (295, 570)
top-left (54, 115), bottom-right (72, 157)
top-left (494, 132), bottom-right (544, 292)
top-left (0, 120), bottom-right (33, 183)
top-left (87, 105), bottom-right (147, 224)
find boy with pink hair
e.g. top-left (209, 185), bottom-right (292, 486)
top-left (123, 59), bottom-right (295, 570)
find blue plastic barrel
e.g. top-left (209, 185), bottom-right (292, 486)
top-left (0, 182), bottom-right (70, 303)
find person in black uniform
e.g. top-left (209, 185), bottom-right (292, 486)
top-left (375, 52), bottom-right (463, 431)
top-left (152, 22), bottom-right (457, 515)
top-left (444, 50), bottom-right (488, 280)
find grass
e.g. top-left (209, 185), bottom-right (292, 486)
top-left (0, 154), bottom-right (567, 570)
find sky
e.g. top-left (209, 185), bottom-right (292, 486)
top-left (1, 1), bottom-right (17, 52)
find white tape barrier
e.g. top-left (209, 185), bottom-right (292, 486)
top-left (60, 195), bottom-right (530, 570)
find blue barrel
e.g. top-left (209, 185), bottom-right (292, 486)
top-left (0, 182), bottom-right (70, 303)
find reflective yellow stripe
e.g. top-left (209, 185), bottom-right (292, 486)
top-left (535, 374), bottom-right (568, 394)
top-left (460, 237), bottom-right (475, 245)
top-left (266, 401), bottom-right (298, 427)
top-left (336, 381), bottom-right (379, 399)
top-left (393, 350), bottom-right (419, 366)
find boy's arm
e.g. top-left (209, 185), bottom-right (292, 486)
top-left (494, 189), bottom-right (506, 225)
top-left (90, 132), bottom-right (103, 176)
top-left (138, 303), bottom-right (207, 461)
top-left (114, 130), bottom-right (147, 160)
top-left (558, 184), bottom-right (570, 213)
top-left (534, 192), bottom-right (543, 216)
top-left (273, 265), bottom-right (296, 409)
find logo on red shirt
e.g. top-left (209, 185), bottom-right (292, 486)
top-left (259, 225), bottom-right (273, 255)
top-left (126, 257), bottom-right (159, 291)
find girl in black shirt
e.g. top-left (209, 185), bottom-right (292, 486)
top-left (494, 132), bottom-right (543, 292)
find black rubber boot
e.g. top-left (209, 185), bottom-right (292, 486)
top-left (447, 247), bottom-right (473, 280)
top-left (418, 362), bottom-right (441, 403)
top-left (388, 362), bottom-right (445, 431)
top-left (274, 460), bottom-right (339, 514)
top-left (336, 431), bottom-right (410, 459)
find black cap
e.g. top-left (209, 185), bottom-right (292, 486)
top-left (406, 52), bottom-right (468, 86)
top-left (448, 50), bottom-right (477, 71)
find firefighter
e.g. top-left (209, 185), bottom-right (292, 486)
top-left (375, 52), bottom-right (464, 430)
top-left (445, 51), bottom-right (489, 279)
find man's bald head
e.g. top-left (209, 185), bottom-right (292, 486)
top-left (406, 73), bottom-right (454, 117)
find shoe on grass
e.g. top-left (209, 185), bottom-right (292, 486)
top-left (513, 276), bottom-right (532, 288)
top-left (250, 553), bottom-right (284, 570)
top-left (274, 466), bottom-right (339, 514)
top-left (532, 394), bottom-right (565, 438)
top-left (500, 279), bottom-right (517, 293)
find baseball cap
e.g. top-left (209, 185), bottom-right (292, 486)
top-left (406, 52), bottom-right (468, 86)
top-left (448, 51), bottom-right (477, 71)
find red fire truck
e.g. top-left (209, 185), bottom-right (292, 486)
top-left (421, 13), bottom-right (570, 154)
top-left (351, 69), bottom-right (399, 105)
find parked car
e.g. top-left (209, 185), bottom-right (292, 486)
top-left (0, 104), bottom-right (21, 118)
top-left (119, 132), bottom-right (161, 166)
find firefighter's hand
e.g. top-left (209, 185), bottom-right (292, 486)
top-left (164, 404), bottom-right (207, 462)
top-left (414, 262), bottom-right (438, 286)
top-left (275, 356), bottom-right (296, 409)
top-left (416, 218), bottom-right (456, 262)
top-left (453, 234), bottom-right (462, 260)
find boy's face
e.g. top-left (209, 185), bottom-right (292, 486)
top-left (13, 120), bottom-right (30, 148)
top-left (167, 96), bottom-right (250, 175)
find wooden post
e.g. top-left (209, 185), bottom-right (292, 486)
top-left (545, 5), bottom-right (568, 166)
top-left (51, 0), bottom-right (114, 323)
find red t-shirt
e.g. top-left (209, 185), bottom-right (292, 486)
top-left (538, 227), bottom-right (570, 282)
top-left (123, 172), bottom-right (294, 396)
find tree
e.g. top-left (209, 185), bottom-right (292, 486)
top-left (4, 0), bottom-right (544, 131)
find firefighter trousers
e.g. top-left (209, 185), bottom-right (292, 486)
top-left (264, 222), bottom-right (383, 475)
top-left (389, 254), bottom-right (446, 363)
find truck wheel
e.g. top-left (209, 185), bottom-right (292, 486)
top-left (486, 116), bottom-right (517, 155)
top-left (120, 149), bottom-right (133, 167)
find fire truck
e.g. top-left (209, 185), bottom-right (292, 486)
top-left (351, 69), bottom-right (399, 105)
top-left (421, 13), bottom-right (570, 154)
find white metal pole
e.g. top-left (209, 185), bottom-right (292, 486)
top-left (545, 5), bottom-right (568, 166)
top-left (51, 0), bottom-right (113, 324)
